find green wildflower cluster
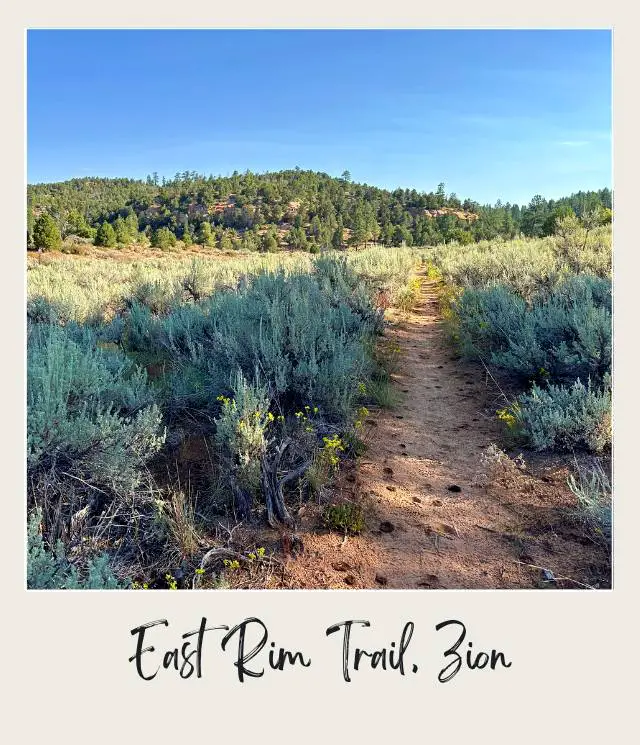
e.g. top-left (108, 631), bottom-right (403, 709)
top-left (322, 502), bottom-right (365, 535)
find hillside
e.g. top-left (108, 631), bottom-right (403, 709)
top-left (27, 169), bottom-right (612, 252)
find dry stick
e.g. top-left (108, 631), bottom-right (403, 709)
top-left (58, 471), bottom-right (110, 497)
top-left (475, 523), bottom-right (502, 534)
top-left (423, 525), bottom-right (597, 589)
top-left (477, 356), bottom-right (511, 406)
top-left (94, 500), bottom-right (127, 543)
top-left (217, 520), bottom-right (243, 545)
top-left (512, 560), bottom-right (597, 590)
top-left (58, 471), bottom-right (127, 543)
top-left (473, 520), bottom-right (598, 589)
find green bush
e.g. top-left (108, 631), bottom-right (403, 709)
top-left (24, 246), bottom-right (440, 582)
top-left (126, 261), bottom-right (376, 420)
top-left (430, 234), bottom-right (612, 457)
top-left (261, 229), bottom-right (279, 252)
top-left (197, 221), bottom-right (214, 247)
top-left (27, 323), bottom-right (165, 494)
top-left (214, 371), bottom-right (273, 493)
top-left (181, 259), bottom-right (209, 302)
top-left (151, 227), bottom-right (177, 249)
top-left (455, 275), bottom-right (611, 387)
top-left (322, 501), bottom-right (365, 534)
top-left (33, 213), bottom-right (62, 251)
top-left (515, 376), bottom-right (611, 452)
top-left (567, 458), bottom-right (611, 544)
top-left (27, 296), bottom-right (63, 325)
top-left (429, 229), bottom-right (611, 299)
top-left (95, 221), bottom-right (117, 247)
top-left (315, 254), bottom-right (385, 333)
top-left (27, 508), bottom-right (125, 589)
top-left (130, 279), bottom-right (180, 315)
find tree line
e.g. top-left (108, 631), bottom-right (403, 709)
top-left (27, 168), bottom-right (612, 252)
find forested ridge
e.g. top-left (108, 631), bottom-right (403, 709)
top-left (27, 168), bottom-right (612, 252)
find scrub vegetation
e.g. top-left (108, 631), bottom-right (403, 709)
top-left (26, 170), bottom-right (612, 589)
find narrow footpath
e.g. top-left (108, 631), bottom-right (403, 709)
top-left (282, 273), bottom-right (607, 589)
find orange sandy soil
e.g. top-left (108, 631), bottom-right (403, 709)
top-left (27, 244), bottom-right (252, 262)
top-left (243, 276), bottom-right (610, 590)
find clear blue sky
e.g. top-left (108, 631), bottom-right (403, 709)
top-left (27, 29), bottom-right (611, 205)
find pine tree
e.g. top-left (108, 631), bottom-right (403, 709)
top-left (241, 230), bottom-right (258, 252)
top-left (287, 226), bottom-right (307, 250)
top-left (113, 216), bottom-right (129, 245)
top-left (332, 220), bottom-right (344, 250)
top-left (151, 227), bottom-right (177, 249)
top-left (66, 209), bottom-right (93, 238)
top-left (542, 205), bottom-right (574, 236)
top-left (350, 208), bottom-right (367, 247)
top-left (310, 216), bottom-right (322, 240)
top-left (33, 213), bottom-right (62, 251)
top-left (261, 229), bottom-right (278, 252)
top-left (393, 224), bottom-right (412, 247)
top-left (197, 221), bottom-right (214, 247)
top-left (381, 222), bottom-right (394, 246)
top-left (95, 222), bottom-right (117, 247)
top-left (219, 230), bottom-right (234, 251)
top-left (364, 205), bottom-right (380, 245)
top-left (124, 212), bottom-right (139, 243)
top-left (182, 226), bottom-right (193, 246)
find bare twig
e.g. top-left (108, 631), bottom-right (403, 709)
top-left (477, 356), bottom-right (511, 405)
top-left (58, 472), bottom-right (110, 498)
top-left (512, 560), bottom-right (597, 590)
top-left (217, 520), bottom-right (243, 545)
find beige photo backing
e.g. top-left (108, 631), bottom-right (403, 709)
top-left (2, 4), bottom-right (635, 742)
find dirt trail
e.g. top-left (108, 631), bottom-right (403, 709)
top-left (283, 273), bottom-right (608, 589)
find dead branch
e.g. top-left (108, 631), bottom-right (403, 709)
top-left (260, 437), bottom-right (311, 528)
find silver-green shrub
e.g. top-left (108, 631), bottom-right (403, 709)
top-left (432, 230), bottom-right (612, 455)
top-left (515, 375), bottom-right (611, 452)
top-left (27, 251), bottom-right (311, 324)
top-left (214, 371), bottom-right (272, 493)
top-left (567, 457), bottom-right (612, 544)
top-left (27, 323), bottom-right (165, 494)
top-left (126, 262), bottom-right (375, 420)
top-left (456, 275), bottom-right (611, 387)
top-left (27, 508), bottom-right (125, 589)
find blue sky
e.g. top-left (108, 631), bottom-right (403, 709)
top-left (27, 29), bottom-right (611, 205)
